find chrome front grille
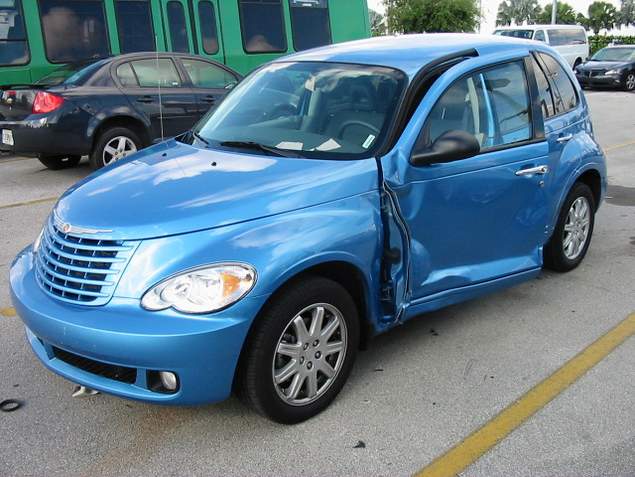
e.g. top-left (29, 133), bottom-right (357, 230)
top-left (35, 218), bottom-right (138, 305)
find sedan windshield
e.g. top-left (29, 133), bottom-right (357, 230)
top-left (591, 47), bottom-right (635, 62)
top-left (195, 61), bottom-right (407, 158)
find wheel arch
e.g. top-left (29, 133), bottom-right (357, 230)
top-left (89, 115), bottom-right (152, 151)
top-left (576, 168), bottom-right (602, 211)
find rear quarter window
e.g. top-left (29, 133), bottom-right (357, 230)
top-left (538, 53), bottom-right (578, 114)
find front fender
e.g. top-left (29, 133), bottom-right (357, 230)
top-left (114, 191), bottom-right (385, 330)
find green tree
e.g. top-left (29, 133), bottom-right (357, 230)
top-left (385, 0), bottom-right (480, 33)
top-left (619, 0), bottom-right (635, 26)
top-left (536, 2), bottom-right (578, 24)
top-left (587, 1), bottom-right (618, 34)
top-left (369, 9), bottom-right (386, 36)
top-left (495, 0), bottom-right (541, 26)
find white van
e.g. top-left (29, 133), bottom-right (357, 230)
top-left (493, 25), bottom-right (589, 68)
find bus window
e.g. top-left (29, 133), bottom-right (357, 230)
top-left (115, 0), bottom-right (155, 53)
top-left (289, 0), bottom-right (331, 51)
top-left (167, 1), bottom-right (189, 52)
top-left (0, 0), bottom-right (29, 66)
top-left (198, 1), bottom-right (218, 54)
top-left (239, 0), bottom-right (286, 53)
top-left (39, 0), bottom-right (110, 63)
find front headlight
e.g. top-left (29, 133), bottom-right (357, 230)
top-left (605, 69), bottom-right (622, 75)
top-left (141, 263), bottom-right (256, 314)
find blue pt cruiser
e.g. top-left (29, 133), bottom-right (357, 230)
top-left (10, 35), bottom-right (606, 423)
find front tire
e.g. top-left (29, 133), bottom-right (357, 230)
top-left (624, 72), bottom-right (635, 92)
top-left (544, 182), bottom-right (595, 272)
top-left (37, 155), bottom-right (81, 170)
top-left (239, 277), bottom-right (359, 424)
top-left (90, 127), bottom-right (141, 170)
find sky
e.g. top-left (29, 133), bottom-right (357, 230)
top-left (367, 0), bottom-right (635, 35)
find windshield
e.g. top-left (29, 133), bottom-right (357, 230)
top-left (35, 59), bottom-right (107, 86)
top-left (591, 47), bottom-right (635, 62)
top-left (194, 61), bottom-right (407, 159)
top-left (494, 30), bottom-right (534, 39)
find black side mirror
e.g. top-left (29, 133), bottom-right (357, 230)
top-left (411, 130), bottom-right (480, 166)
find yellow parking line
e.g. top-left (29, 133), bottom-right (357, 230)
top-left (0, 307), bottom-right (16, 318)
top-left (0, 196), bottom-right (57, 210)
top-left (415, 313), bottom-right (635, 477)
top-left (604, 140), bottom-right (635, 153)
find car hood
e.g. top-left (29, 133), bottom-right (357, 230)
top-left (578, 60), bottom-right (630, 71)
top-left (54, 140), bottom-right (378, 241)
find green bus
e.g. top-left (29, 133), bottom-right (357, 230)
top-left (0, 0), bottom-right (370, 86)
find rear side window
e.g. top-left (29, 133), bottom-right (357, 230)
top-left (531, 56), bottom-right (555, 118)
top-left (548, 29), bottom-right (585, 46)
top-left (130, 58), bottom-right (181, 88)
top-left (116, 62), bottom-right (138, 87)
top-left (538, 53), bottom-right (578, 114)
top-left (289, 0), bottom-right (331, 51)
top-left (39, 0), bottom-right (110, 63)
top-left (239, 0), bottom-right (286, 53)
top-left (115, 0), bottom-right (155, 53)
top-left (181, 58), bottom-right (238, 88)
top-left (167, 1), bottom-right (189, 53)
top-left (0, 0), bottom-right (29, 66)
top-left (198, 1), bottom-right (219, 54)
top-left (420, 61), bottom-right (531, 151)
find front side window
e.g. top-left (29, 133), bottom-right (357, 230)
top-left (115, 0), bottom-right (155, 53)
top-left (539, 53), bottom-right (577, 114)
top-left (533, 30), bottom-right (545, 42)
top-left (289, 0), bottom-right (331, 51)
top-left (531, 56), bottom-right (555, 118)
top-left (167, 1), bottom-right (189, 53)
top-left (239, 0), bottom-right (286, 53)
top-left (181, 59), bottom-right (238, 89)
top-left (195, 61), bottom-right (407, 158)
top-left (419, 61), bottom-right (531, 152)
top-left (39, 0), bottom-right (110, 63)
top-left (130, 58), bottom-right (181, 87)
top-left (0, 0), bottom-right (29, 66)
top-left (198, 1), bottom-right (219, 54)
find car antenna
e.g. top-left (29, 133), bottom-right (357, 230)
top-left (155, 37), bottom-right (165, 142)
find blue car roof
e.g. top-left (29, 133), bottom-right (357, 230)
top-left (278, 33), bottom-right (536, 78)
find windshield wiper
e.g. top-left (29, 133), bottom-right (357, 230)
top-left (219, 141), bottom-right (301, 158)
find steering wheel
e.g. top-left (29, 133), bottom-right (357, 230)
top-left (336, 120), bottom-right (380, 141)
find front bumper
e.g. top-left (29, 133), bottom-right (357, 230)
top-left (576, 73), bottom-right (623, 88)
top-left (10, 247), bottom-right (267, 405)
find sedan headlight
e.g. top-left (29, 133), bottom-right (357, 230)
top-left (141, 263), bottom-right (256, 314)
top-left (605, 69), bottom-right (622, 75)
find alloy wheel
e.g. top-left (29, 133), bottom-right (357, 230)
top-left (272, 303), bottom-right (348, 406)
top-left (102, 136), bottom-right (137, 166)
top-left (626, 74), bottom-right (635, 91)
top-left (563, 196), bottom-right (591, 260)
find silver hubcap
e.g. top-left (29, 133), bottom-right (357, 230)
top-left (272, 303), bottom-right (347, 406)
top-left (103, 136), bottom-right (137, 166)
top-left (626, 74), bottom-right (635, 90)
top-left (563, 196), bottom-right (591, 260)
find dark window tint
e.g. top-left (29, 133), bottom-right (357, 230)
top-left (239, 0), bottom-right (286, 53)
top-left (115, 0), bottom-right (155, 53)
top-left (539, 53), bottom-right (577, 114)
top-left (167, 1), bottom-right (189, 52)
top-left (289, 0), bottom-right (331, 51)
top-left (548, 28), bottom-right (585, 46)
top-left (0, 0), bottom-right (29, 66)
top-left (116, 62), bottom-right (138, 87)
top-left (39, 0), bottom-right (110, 63)
top-left (533, 30), bottom-right (545, 42)
top-left (494, 29), bottom-right (533, 39)
top-left (198, 1), bottom-right (218, 54)
top-left (531, 56), bottom-right (555, 118)
top-left (181, 59), bottom-right (237, 88)
top-left (420, 61), bottom-right (531, 152)
top-left (130, 58), bottom-right (181, 87)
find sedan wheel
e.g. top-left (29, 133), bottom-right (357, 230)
top-left (272, 303), bottom-right (347, 406)
top-left (625, 73), bottom-right (635, 91)
top-left (103, 136), bottom-right (137, 166)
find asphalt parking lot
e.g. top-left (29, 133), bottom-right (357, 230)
top-left (0, 90), bottom-right (634, 477)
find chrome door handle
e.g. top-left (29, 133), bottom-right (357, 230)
top-left (557, 134), bottom-right (573, 143)
top-left (515, 165), bottom-right (549, 176)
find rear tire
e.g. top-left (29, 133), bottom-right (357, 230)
top-left (37, 155), bottom-right (81, 170)
top-left (238, 276), bottom-right (359, 424)
top-left (544, 182), bottom-right (595, 272)
top-left (90, 127), bottom-right (141, 170)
